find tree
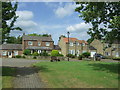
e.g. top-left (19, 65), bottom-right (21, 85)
top-left (75, 2), bottom-right (120, 44)
top-left (2, 2), bottom-right (22, 44)
top-left (28, 33), bottom-right (50, 37)
top-left (7, 35), bottom-right (22, 44)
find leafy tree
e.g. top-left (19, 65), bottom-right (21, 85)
top-left (2, 2), bottom-right (22, 44)
top-left (7, 35), bottom-right (22, 44)
top-left (28, 33), bottom-right (50, 37)
top-left (75, 2), bottom-right (120, 43)
top-left (87, 38), bottom-right (94, 44)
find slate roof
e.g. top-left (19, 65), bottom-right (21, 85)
top-left (23, 35), bottom-right (53, 42)
top-left (54, 45), bottom-right (61, 50)
top-left (0, 44), bottom-right (22, 50)
top-left (26, 46), bottom-right (53, 50)
top-left (89, 46), bottom-right (96, 50)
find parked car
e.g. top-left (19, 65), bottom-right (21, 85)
top-left (94, 53), bottom-right (106, 59)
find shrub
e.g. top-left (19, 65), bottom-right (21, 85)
top-left (22, 56), bottom-right (26, 58)
top-left (66, 54), bottom-right (75, 58)
top-left (57, 54), bottom-right (64, 57)
top-left (32, 52), bottom-right (39, 56)
top-left (78, 55), bottom-right (82, 60)
top-left (40, 51), bottom-right (50, 56)
top-left (33, 56), bottom-right (37, 59)
top-left (112, 57), bottom-right (120, 60)
top-left (82, 52), bottom-right (90, 58)
top-left (51, 50), bottom-right (59, 56)
top-left (16, 55), bottom-right (21, 58)
top-left (23, 49), bottom-right (31, 55)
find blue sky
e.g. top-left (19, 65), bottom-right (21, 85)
top-left (11, 2), bottom-right (91, 44)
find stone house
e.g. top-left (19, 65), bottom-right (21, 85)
top-left (0, 35), bottom-right (61, 58)
top-left (90, 39), bottom-right (120, 57)
top-left (0, 44), bottom-right (23, 58)
top-left (58, 36), bottom-right (89, 56)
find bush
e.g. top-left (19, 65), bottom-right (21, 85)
top-left (16, 55), bottom-right (21, 58)
top-left (57, 54), bottom-right (64, 57)
top-left (23, 49), bottom-right (31, 55)
top-left (40, 51), bottom-right (50, 56)
top-left (112, 57), bottom-right (120, 60)
top-left (33, 56), bottom-right (37, 59)
top-left (32, 52), bottom-right (39, 56)
top-left (22, 56), bottom-right (26, 58)
top-left (51, 50), bottom-right (59, 56)
top-left (82, 52), bottom-right (90, 58)
top-left (78, 55), bottom-right (82, 60)
top-left (66, 54), bottom-right (75, 58)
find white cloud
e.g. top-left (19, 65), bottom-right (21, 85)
top-left (54, 3), bottom-right (76, 18)
top-left (66, 22), bottom-right (92, 40)
top-left (10, 10), bottom-right (38, 35)
top-left (66, 22), bottom-right (91, 32)
top-left (15, 20), bottom-right (37, 28)
top-left (16, 11), bottom-right (34, 20)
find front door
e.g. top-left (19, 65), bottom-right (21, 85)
top-left (8, 51), bottom-right (12, 58)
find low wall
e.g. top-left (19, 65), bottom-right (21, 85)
top-left (25, 56), bottom-right (65, 60)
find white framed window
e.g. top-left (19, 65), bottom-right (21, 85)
top-left (14, 51), bottom-right (18, 56)
top-left (28, 41), bottom-right (33, 45)
top-left (77, 42), bottom-right (79, 46)
top-left (69, 42), bottom-right (73, 46)
top-left (2, 51), bottom-right (7, 56)
top-left (82, 43), bottom-right (85, 46)
top-left (69, 50), bottom-right (75, 55)
top-left (46, 42), bottom-right (50, 46)
top-left (38, 42), bottom-right (41, 46)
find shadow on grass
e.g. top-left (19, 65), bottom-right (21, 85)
top-left (88, 63), bottom-right (120, 74)
top-left (34, 65), bottom-right (52, 72)
top-left (2, 66), bottom-right (16, 76)
top-left (2, 65), bottom-right (51, 78)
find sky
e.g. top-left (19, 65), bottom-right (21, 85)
top-left (10, 2), bottom-right (92, 44)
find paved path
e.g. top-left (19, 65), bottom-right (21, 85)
top-left (13, 67), bottom-right (45, 88)
top-left (2, 58), bottom-right (48, 88)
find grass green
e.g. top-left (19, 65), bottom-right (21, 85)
top-left (2, 67), bottom-right (16, 88)
top-left (34, 61), bottom-right (119, 88)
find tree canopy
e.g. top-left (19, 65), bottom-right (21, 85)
top-left (75, 2), bottom-right (120, 44)
top-left (7, 35), bottom-right (22, 44)
top-left (2, 2), bottom-right (22, 44)
top-left (28, 33), bottom-right (51, 37)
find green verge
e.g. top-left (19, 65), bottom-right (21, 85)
top-left (33, 61), bottom-right (119, 88)
top-left (2, 67), bottom-right (16, 88)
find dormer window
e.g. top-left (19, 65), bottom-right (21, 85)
top-left (46, 42), bottom-right (50, 46)
top-left (28, 41), bottom-right (33, 45)
top-left (69, 42), bottom-right (73, 46)
top-left (38, 42), bottom-right (41, 46)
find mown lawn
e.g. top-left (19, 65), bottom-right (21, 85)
top-left (2, 67), bottom-right (16, 88)
top-left (34, 61), bottom-right (119, 88)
